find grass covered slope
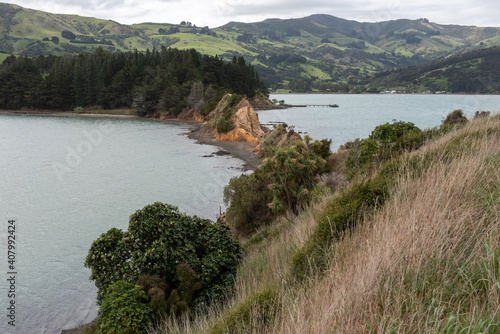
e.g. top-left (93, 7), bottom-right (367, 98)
top-left (275, 116), bottom-right (500, 333)
top-left (153, 114), bottom-right (500, 333)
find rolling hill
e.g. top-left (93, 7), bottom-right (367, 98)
top-left (2, 2), bottom-right (500, 89)
top-left (366, 45), bottom-right (500, 93)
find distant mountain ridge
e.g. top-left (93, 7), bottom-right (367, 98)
top-left (1, 2), bottom-right (500, 88)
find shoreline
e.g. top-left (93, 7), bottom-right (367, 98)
top-left (0, 110), bottom-right (140, 119)
top-left (186, 124), bottom-right (260, 171)
top-left (0, 109), bottom-right (260, 171)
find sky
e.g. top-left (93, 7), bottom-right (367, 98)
top-left (4, 0), bottom-right (500, 28)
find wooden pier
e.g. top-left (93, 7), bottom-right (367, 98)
top-left (288, 104), bottom-right (339, 108)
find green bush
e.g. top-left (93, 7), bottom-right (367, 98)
top-left (217, 117), bottom-right (233, 134)
top-left (84, 228), bottom-right (133, 303)
top-left (85, 202), bottom-right (242, 311)
top-left (345, 120), bottom-right (422, 176)
top-left (175, 263), bottom-right (202, 307)
top-left (97, 281), bottom-right (154, 334)
top-left (223, 170), bottom-right (274, 237)
top-left (136, 275), bottom-right (170, 319)
top-left (261, 140), bottom-right (328, 215)
top-left (370, 120), bottom-right (421, 144)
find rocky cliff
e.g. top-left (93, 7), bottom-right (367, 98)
top-left (205, 94), bottom-right (266, 144)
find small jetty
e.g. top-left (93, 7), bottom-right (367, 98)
top-left (288, 104), bottom-right (339, 108)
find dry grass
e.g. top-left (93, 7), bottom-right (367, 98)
top-left (152, 115), bottom-right (500, 334)
top-left (264, 116), bottom-right (500, 333)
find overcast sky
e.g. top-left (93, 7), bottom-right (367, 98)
top-left (4, 0), bottom-right (500, 28)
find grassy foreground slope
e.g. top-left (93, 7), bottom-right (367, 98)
top-left (153, 114), bottom-right (500, 333)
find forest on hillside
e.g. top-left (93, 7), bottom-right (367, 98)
top-left (0, 47), bottom-right (268, 115)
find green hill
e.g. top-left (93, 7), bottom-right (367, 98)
top-left (2, 2), bottom-right (500, 89)
top-left (366, 45), bottom-right (500, 93)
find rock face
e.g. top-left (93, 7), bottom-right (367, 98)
top-left (207, 94), bottom-right (265, 144)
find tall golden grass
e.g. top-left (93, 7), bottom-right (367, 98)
top-left (152, 115), bottom-right (500, 334)
top-left (263, 116), bottom-right (500, 333)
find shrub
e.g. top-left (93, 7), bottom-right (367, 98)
top-left (85, 202), bottom-right (242, 311)
top-left (97, 281), bottom-right (154, 334)
top-left (260, 140), bottom-right (328, 216)
top-left (136, 275), bottom-right (170, 319)
top-left (345, 121), bottom-right (422, 176)
top-left (175, 263), bottom-right (202, 307)
top-left (370, 120), bottom-right (421, 144)
top-left (442, 109), bottom-right (468, 126)
top-left (223, 170), bottom-right (274, 237)
top-left (84, 228), bottom-right (133, 303)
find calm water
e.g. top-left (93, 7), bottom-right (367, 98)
top-left (0, 115), bottom-right (245, 333)
top-left (2, 94), bottom-right (500, 333)
top-left (263, 94), bottom-right (500, 149)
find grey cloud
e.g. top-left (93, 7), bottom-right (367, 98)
top-left (5, 0), bottom-right (500, 28)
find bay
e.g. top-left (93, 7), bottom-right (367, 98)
top-left (0, 115), bottom-right (244, 333)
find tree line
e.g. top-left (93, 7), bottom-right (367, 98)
top-left (0, 47), bottom-right (268, 114)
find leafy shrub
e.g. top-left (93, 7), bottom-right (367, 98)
top-left (442, 109), bottom-right (468, 126)
top-left (370, 120), bottom-right (421, 144)
top-left (136, 275), bottom-right (170, 319)
top-left (223, 170), bottom-right (274, 237)
top-left (345, 120), bottom-right (422, 175)
top-left (175, 263), bottom-right (202, 307)
top-left (261, 140), bottom-right (328, 215)
top-left (85, 202), bottom-right (241, 311)
top-left (84, 228), bottom-right (133, 303)
top-left (97, 281), bottom-right (154, 334)
top-left (217, 117), bottom-right (233, 134)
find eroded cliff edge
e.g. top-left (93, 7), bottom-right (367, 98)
top-left (185, 94), bottom-right (267, 170)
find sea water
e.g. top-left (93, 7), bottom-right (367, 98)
top-left (261, 94), bottom-right (500, 149)
top-left (0, 115), bottom-right (244, 333)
